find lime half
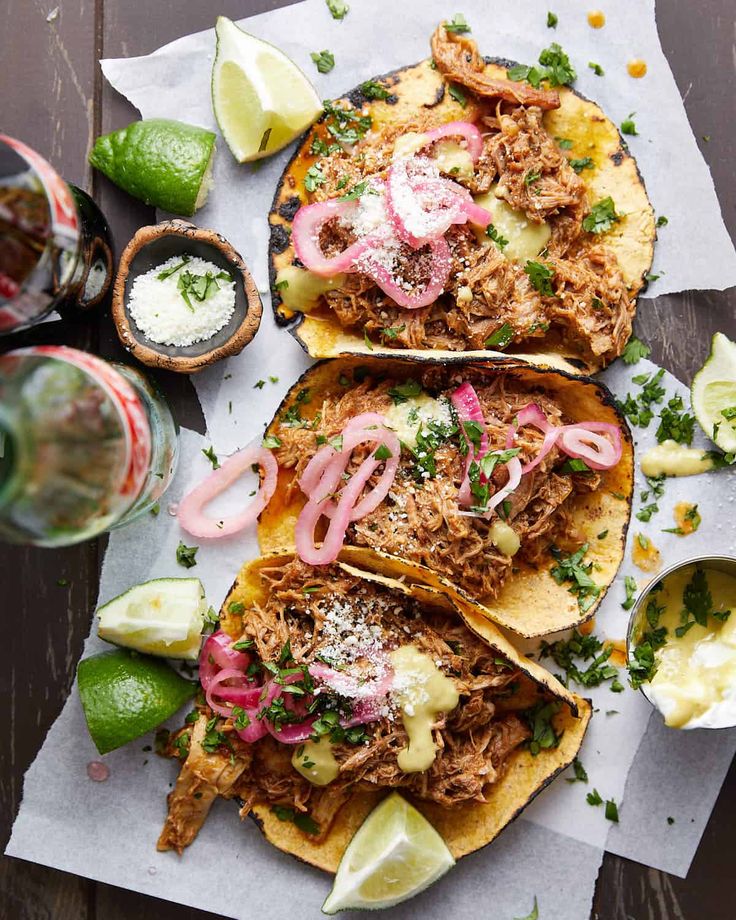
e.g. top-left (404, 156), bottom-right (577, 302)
top-left (97, 577), bottom-right (207, 661)
top-left (212, 16), bottom-right (322, 162)
top-left (691, 332), bottom-right (736, 454)
top-left (321, 793), bottom-right (455, 914)
top-left (89, 118), bottom-right (216, 216)
top-left (77, 650), bottom-right (196, 755)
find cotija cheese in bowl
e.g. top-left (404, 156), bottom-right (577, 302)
top-left (112, 219), bottom-right (262, 373)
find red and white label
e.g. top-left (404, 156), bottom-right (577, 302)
top-left (23, 346), bottom-right (153, 502)
top-left (0, 135), bottom-right (79, 244)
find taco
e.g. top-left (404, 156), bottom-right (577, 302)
top-left (157, 551), bottom-right (590, 871)
top-left (258, 356), bottom-right (633, 638)
top-left (269, 24), bottom-right (655, 374)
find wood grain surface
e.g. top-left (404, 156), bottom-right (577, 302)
top-left (1, 1), bottom-right (734, 918)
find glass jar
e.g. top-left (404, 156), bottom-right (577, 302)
top-left (0, 345), bottom-right (178, 546)
top-left (0, 135), bottom-right (114, 334)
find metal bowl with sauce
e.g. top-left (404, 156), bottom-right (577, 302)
top-left (626, 554), bottom-right (736, 729)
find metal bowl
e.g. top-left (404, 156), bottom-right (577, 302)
top-left (626, 553), bottom-right (736, 729)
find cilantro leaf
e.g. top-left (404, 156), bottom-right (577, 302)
top-left (583, 196), bottom-right (621, 233)
top-left (538, 42), bottom-right (577, 86)
top-left (514, 897), bottom-right (539, 920)
top-left (524, 260), bottom-right (556, 296)
top-left (570, 156), bottom-right (594, 173)
top-left (202, 446), bottom-right (220, 469)
top-left (176, 541), bottom-right (198, 569)
top-left (586, 788), bottom-right (603, 806)
top-left (605, 799), bottom-right (620, 822)
top-left (444, 13), bottom-right (471, 34)
top-left (360, 80), bottom-right (391, 100)
top-left (621, 336), bottom-right (651, 364)
top-left (262, 434), bottom-right (282, 450)
top-left (621, 113), bottom-right (638, 136)
top-left (566, 757), bottom-right (589, 783)
top-left (388, 379), bottom-right (422, 404)
top-left (655, 395), bottom-right (695, 444)
top-left (310, 50), bottom-right (335, 74)
top-left (485, 322), bottom-right (515, 349)
top-left (448, 83), bottom-right (467, 107)
top-left (588, 61), bottom-right (604, 76)
top-left (486, 223), bottom-right (509, 250)
top-left (524, 700), bottom-right (562, 755)
top-left (547, 11), bottom-right (558, 27)
top-left (326, 0), bottom-right (349, 19)
top-left (304, 164), bottom-right (326, 192)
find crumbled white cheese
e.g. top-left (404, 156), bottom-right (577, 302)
top-left (127, 255), bottom-right (236, 347)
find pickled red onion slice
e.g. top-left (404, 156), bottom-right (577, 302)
top-left (459, 455), bottom-right (523, 520)
top-left (506, 403), bottom-right (561, 474)
top-left (296, 430), bottom-right (399, 565)
top-left (291, 197), bottom-right (380, 276)
top-left (558, 423), bottom-right (622, 470)
top-left (177, 446), bottom-right (278, 540)
top-left (200, 630), bottom-right (251, 685)
top-left (361, 234), bottom-right (453, 309)
top-left (205, 668), bottom-right (262, 718)
top-left (424, 121), bottom-right (484, 162)
top-left (451, 381), bottom-right (490, 507)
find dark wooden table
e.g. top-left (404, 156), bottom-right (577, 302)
top-left (1, 1), bottom-right (734, 917)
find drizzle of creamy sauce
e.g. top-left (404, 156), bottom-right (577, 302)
top-left (274, 265), bottom-right (346, 313)
top-left (291, 738), bottom-right (339, 786)
top-left (632, 532), bottom-right (661, 573)
top-left (627, 59), bottom-right (648, 78)
top-left (640, 440), bottom-right (714, 478)
top-left (489, 520), bottom-right (521, 556)
top-left (473, 185), bottom-right (551, 263)
top-left (383, 393), bottom-right (452, 450)
top-left (389, 645), bottom-right (459, 773)
top-left (646, 567), bottom-right (736, 728)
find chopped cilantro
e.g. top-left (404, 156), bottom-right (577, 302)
top-left (323, 99), bottom-right (372, 145)
top-left (485, 322), bottom-right (515, 349)
top-left (325, 0), bottom-right (348, 19)
top-left (149, 503), bottom-right (160, 517)
top-left (253, 379), bottom-right (266, 389)
top-left (644, 272), bottom-right (660, 282)
top-left (524, 260), bottom-right (556, 296)
top-left (557, 137), bottom-right (573, 150)
top-left (588, 61), bottom-right (604, 76)
top-left (444, 13), bottom-right (470, 33)
top-left (486, 223), bottom-right (509, 250)
top-left (547, 11), bottom-right (558, 27)
top-left (271, 805), bottom-right (320, 835)
top-left (605, 799), bottom-right (620, 822)
top-left (406, 418), bottom-right (458, 482)
top-left (374, 443), bottom-right (393, 461)
top-left (381, 323), bottom-right (406, 339)
top-left (628, 587), bottom-right (667, 688)
top-left (597, 529), bottom-right (609, 539)
top-left (621, 575), bottom-right (639, 610)
top-left (538, 42), bottom-right (577, 86)
top-left (656, 395), bottom-right (694, 444)
top-left (583, 196), bottom-right (620, 233)
top-left (363, 328), bottom-right (374, 351)
top-left (620, 113), bottom-right (638, 136)
top-left (636, 503), bottom-right (659, 523)
top-left (621, 335), bottom-right (651, 364)
top-left (617, 369), bottom-right (666, 428)
top-left (202, 445), bottom-right (220, 469)
top-left (304, 164), bottom-right (326, 192)
top-left (448, 83), bottom-right (467, 107)
top-left (388, 379), bottom-right (422, 404)
top-left (566, 757), bottom-right (589, 783)
top-left (524, 700), bottom-right (562, 755)
top-left (310, 50), bottom-right (335, 73)
top-left (262, 434), bottom-right (282, 449)
top-left (231, 706), bottom-right (250, 731)
top-left (549, 544), bottom-right (601, 612)
top-left (656, 215), bottom-right (669, 228)
top-left (507, 64), bottom-right (548, 88)
top-left (360, 80), bottom-right (391, 100)
top-left (228, 601), bottom-right (245, 615)
top-left (560, 458), bottom-right (592, 474)
top-left (310, 136), bottom-right (340, 157)
top-left (586, 788), bottom-right (603, 806)
top-left (176, 541), bottom-right (198, 569)
top-left (667, 816), bottom-right (675, 825)
top-left (338, 180), bottom-right (375, 201)
top-left (524, 169), bottom-right (542, 187)
top-left (540, 626), bottom-right (620, 689)
top-left (570, 156), bottom-right (594, 173)
top-left (232, 638), bottom-right (255, 651)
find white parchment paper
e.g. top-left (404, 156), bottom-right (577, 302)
top-left (8, 2), bottom-right (736, 916)
top-left (99, 0), bottom-right (736, 454)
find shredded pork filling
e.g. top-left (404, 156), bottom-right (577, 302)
top-left (158, 559), bottom-right (546, 853)
top-left (286, 28), bottom-right (635, 370)
top-left (274, 367), bottom-right (598, 600)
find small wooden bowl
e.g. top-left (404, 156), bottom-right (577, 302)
top-left (112, 220), bottom-right (262, 373)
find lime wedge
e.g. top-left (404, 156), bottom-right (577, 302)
top-left (212, 16), bottom-right (322, 162)
top-left (97, 578), bottom-right (208, 660)
top-left (691, 332), bottom-right (736, 453)
top-left (321, 793), bottom-right (455, 914)
top-left (77, 649), bottom-right (196, 755)
top-left (89, 118), bottom-right (216, 216)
